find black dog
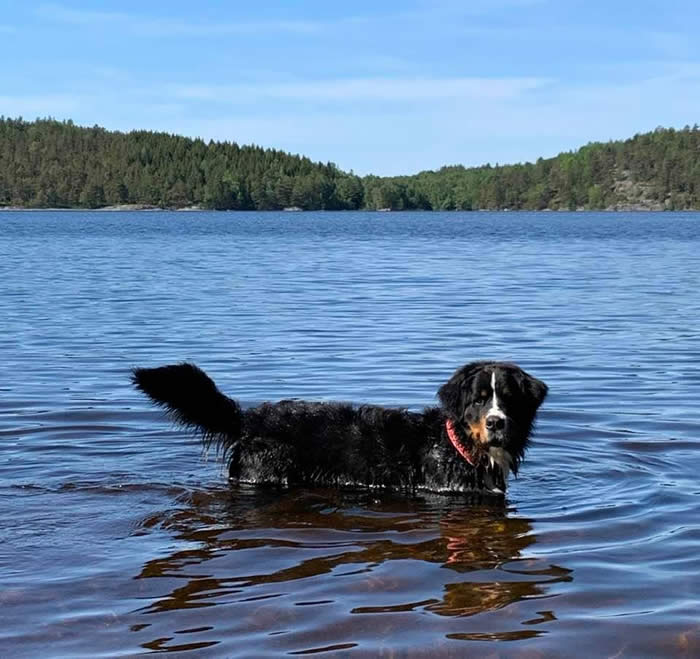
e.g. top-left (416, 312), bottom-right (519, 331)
top-left (132, 361), bottom-right (547, 496)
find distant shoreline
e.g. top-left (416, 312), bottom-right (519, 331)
top-left (1, 205), bottom-right (696, 213)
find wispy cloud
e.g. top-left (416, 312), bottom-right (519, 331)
top-left (36, 3), bottom-right (325, 36)
top-left (455, 22), bottom-right (697, 63)
top-left (36, 0), bottom-right (547, 37)
top-left (170, 77), bottom-right (551, 104)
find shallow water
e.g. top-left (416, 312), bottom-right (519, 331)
top-left (1, 210), bottom-right (699, 657)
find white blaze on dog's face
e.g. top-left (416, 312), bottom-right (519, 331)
top-left (486, 370), bottom-right (513, 478)
top-left (486, 371), bottom-right (506, 424)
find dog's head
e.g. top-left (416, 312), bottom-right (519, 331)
top-left (438, 361), bottom-right (547, 482)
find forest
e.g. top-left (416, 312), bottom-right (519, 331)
top-left (1, 117), bottom-right (699, 211)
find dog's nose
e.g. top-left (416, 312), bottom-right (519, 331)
top-left (485, 415), bottom-right (505, 431)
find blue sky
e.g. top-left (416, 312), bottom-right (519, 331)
top-left (2, 1), bottom-right (700, 175)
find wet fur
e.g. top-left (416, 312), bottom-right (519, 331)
top-left (132, 361), bottom-right (547, 495)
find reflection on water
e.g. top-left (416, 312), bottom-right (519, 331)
top-left (2, 211), bottom-right (700, 657)
top-left (129, 486), bottom-right (569, 655)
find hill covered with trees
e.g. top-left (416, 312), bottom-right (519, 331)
top-left (0, 118), bottom-right (364, 211)
top-left (364, 125), bottom-right (700, 211)
top-left (1, 117), bottom-right (699, 211)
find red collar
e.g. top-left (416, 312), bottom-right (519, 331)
top-left (445, 418), bottom-right (477, 466)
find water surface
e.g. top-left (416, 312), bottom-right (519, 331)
top-left (1, 211), bottom-right (699, 657)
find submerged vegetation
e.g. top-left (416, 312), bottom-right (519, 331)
top-left (1, 117), bottom-right (700, 211)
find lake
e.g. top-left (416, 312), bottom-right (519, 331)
top-left (1, 210), bottom-right (699, 658)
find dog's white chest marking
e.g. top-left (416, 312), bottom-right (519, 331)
top-left (488, 447), bottom-right (512, 480)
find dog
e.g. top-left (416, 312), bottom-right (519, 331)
top-left (131, 361), bottom-right (547, 496)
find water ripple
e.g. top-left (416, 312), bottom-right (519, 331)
top-left (1, 211), bottom-right (699, 657)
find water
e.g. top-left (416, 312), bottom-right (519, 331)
top-left (1, 210), bottom-right (699, 657)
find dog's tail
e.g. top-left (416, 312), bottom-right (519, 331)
top-left (131, 363), bottom-right (242, 455)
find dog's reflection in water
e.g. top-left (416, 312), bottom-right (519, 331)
top-left (134, 487), bottom-right (572, 623)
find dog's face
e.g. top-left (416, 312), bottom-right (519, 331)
top-left (438, 361), bottom-right (547, 481)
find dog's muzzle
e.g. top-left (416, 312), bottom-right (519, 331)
top-left (484, 414), bottom-right (507, 446)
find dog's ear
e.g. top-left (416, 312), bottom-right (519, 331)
top-left (517, 371), bottom-right (548, 409)
top-left (437, 362), bottom-right (484, 417)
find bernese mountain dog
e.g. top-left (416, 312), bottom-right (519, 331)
top-left (131, 361), bottom-right (547, 496)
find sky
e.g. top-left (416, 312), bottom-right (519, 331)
top-left (2, 1), bottom-right (700, 175)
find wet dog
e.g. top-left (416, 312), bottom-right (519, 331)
top-left (132, 361), bottom-right (547, 496)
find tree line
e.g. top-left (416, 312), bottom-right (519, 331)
top-left (1, 117), bottom-right (699, 211)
